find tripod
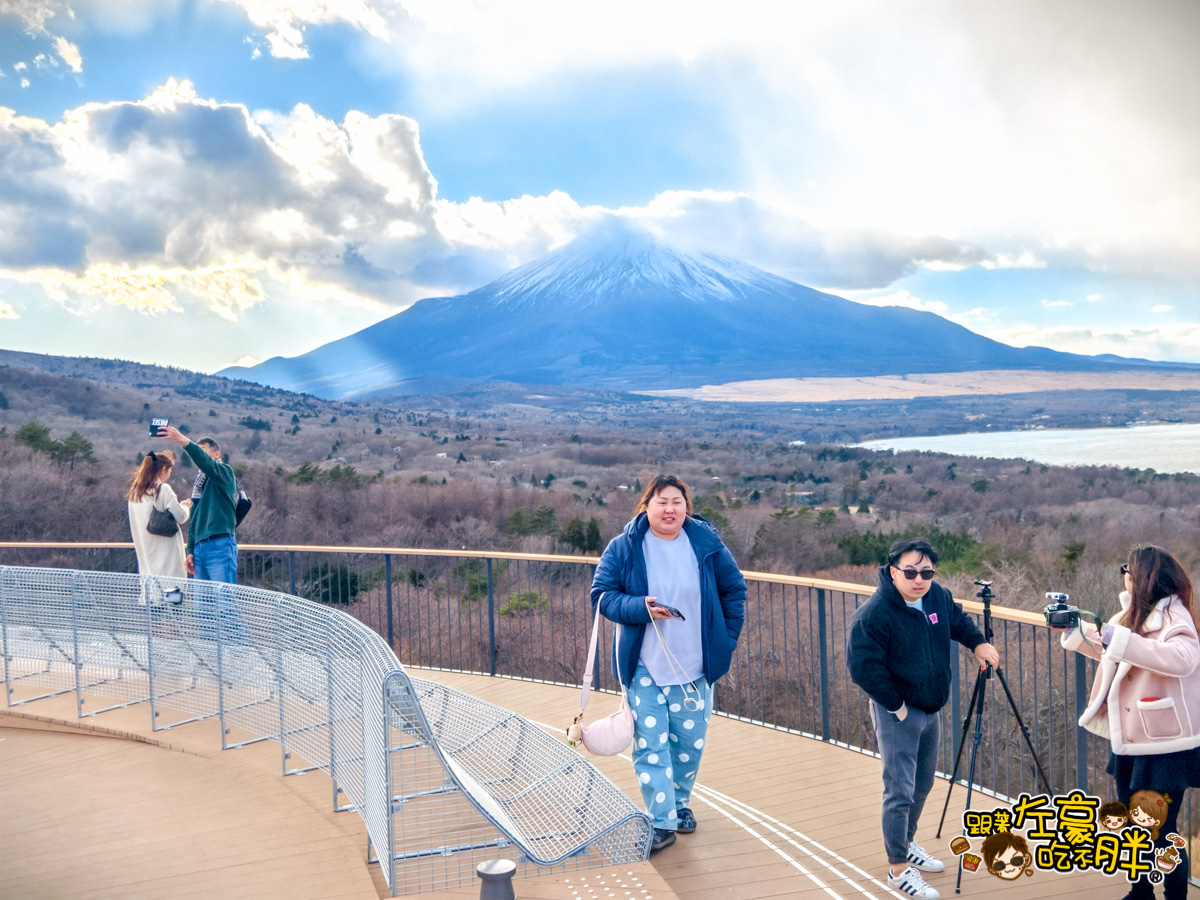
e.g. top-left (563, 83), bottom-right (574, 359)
top-left (936, 580), bottom-right (1054, 893)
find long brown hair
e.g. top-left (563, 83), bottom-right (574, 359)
top-left (634, 474), bottom-right (694, 517)
top-left (1121, 545), bottom-right (1195, 634)
top-left (127, 450), bottom-right (175, 502)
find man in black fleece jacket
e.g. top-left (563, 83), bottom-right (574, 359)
top-left (847, 539), bottom-right (1000, 900)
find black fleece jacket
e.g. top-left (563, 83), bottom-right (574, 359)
top-left (847, 565), bottom-right (986, 714)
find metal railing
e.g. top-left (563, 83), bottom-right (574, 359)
top-left (0, 561), bottom-right (650, 895)
top-left (2, 541), bottom-right (1196, 885)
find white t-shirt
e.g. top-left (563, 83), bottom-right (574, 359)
top-left (639, 530), bottom-right (704, 684)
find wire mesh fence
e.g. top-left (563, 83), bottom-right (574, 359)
top-left (0, 561), bottom-right (651, 895)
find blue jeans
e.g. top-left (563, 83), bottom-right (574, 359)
top-left (871, 699), bottom-right (940, 864)
top-left (193, 534), bottom-right (238, 584)
top-left (192, 535), bottom-right (246, 643)
top-left (626, 665), bottom-right (713, 830)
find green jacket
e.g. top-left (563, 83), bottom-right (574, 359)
top-left (184, 442), bottom-right (238, 553)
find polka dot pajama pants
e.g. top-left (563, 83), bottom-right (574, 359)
top-left (625, 664), bottom-right (714, 830)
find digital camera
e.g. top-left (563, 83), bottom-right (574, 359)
top-left (1043, 592), bottom-right (1078, 628)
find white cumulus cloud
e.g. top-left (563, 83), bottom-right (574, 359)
top-left (0, 299), bottom-right (18, 318)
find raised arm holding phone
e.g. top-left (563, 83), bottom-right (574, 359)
top-left (156, 424), bottom-right (239, 585)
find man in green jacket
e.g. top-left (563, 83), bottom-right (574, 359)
top-left (159, 426), bottom-right (239, 584)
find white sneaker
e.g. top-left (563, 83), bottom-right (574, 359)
top-left (887, 865), bottom-right (940, 899)
top-left (907, 840), bottom-right (945, 872)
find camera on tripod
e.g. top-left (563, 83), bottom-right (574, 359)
top-left (1042, 591), bottom-right (1079, 628)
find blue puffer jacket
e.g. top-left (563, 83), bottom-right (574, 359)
top-left (590, 512), bottom-right (747, 687)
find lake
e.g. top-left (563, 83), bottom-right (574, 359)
top-left (857, 423), bottom-right (1200, 475)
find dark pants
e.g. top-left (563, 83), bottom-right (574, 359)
top-left (871, 699), bottom-right (941, 864)
top-left (1111, 754), bottom-right (1190, 900)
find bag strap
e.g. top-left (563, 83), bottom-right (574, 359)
top-left (580, 600), bottom-right (622, 715)
top-left (645, 598), bottom-right (701, 709)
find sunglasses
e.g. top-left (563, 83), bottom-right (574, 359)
top-left (1120, 564), bottom-right (1130, 576)
top-left (895, 567), bottom-right (936, 581)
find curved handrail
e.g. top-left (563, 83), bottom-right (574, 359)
top-left (0, 541), bottom-right (1041, 625)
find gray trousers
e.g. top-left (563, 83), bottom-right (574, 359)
top-left (871, 699), bottom-right (941, 864)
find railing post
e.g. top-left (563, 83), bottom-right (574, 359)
top-left (1, 567), bottom-right (11, 706)
top-left (1074, 653), bottom-right (1089, 793)
top-left (276, 594), bottom-right (289, 774)
top-left (950, 656), bottom-right (961, 763)
top-left (71, 571), bottom-right (84, 717)
top-left (217, 584), bottom-right (229, 750)
top-left (486, 558), bottom-right (496, 677)
top-left (385, 554), bottom-right (395, 649)
top-left (288, 550), bottom-right (297, 597)
top-left (817, 588), bottom-right (829, 742)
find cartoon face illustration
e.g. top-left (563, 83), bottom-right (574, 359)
top-left (981, 832), bottom-right (1032, 881)
top-left (1099, 800), bottom-right (1128, 830)
top-left (1129, 790), bottom-right (1170, 840)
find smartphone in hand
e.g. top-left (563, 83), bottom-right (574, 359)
top-left (651, 603), bottom-right (686, 621)
top-left (150, 417), bottom-right (169, 437)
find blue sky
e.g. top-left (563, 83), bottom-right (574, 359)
top-left (1, 0), bottom-right (1198, 375)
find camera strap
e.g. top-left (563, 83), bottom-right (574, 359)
top-left (1077, 610), bottom-right (1105, 652)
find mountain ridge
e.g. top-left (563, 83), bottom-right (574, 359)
top-left (221, 224), bottom-right (1190, 400)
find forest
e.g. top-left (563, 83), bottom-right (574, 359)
top-left (3, 350), bottom-right (1200, 622)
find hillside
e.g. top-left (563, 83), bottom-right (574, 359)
top-left (7, 349), bottom-right (1200, 623)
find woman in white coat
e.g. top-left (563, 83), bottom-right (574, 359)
top-left (1059, 545), bottom-right (1200, 900)
top-left (127, 450), bottom-right (191, 578)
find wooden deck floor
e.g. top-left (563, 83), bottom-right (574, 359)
top-left (1, 671), bottom-right (1135, 899)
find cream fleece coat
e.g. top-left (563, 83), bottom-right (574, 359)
top-left (1062, 591), bottom-right (1200, 755)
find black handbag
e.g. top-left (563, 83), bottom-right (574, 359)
top-left (146, 488), bottom-right (180, 537)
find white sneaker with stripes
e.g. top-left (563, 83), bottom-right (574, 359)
top-left (907, 840), bottom-right (945, 872)
top-left (887, 865), bottom-right (940, 899)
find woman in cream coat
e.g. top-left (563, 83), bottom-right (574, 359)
top-left (1060, 545), bottom-right (1200, 900)
top-left (127, 450), bottom-right (191, 578)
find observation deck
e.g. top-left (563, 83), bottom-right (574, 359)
top-left (0, 543), bottom-right (1188, 899)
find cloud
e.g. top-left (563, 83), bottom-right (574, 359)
top-left (989, 323), bottom-right (1200, 363)
top-left (0, 80), bottom-right (467, 317)
top-left (216, 0), bottom-right (391, 59)
top-left (1041, 299), bottom-right (1072, 308)
top-left (0, 299), bottom-right (18, 318)
top-left (2, 0), bottom-right (84, 72)
top-left (628, 190), bottom-right (995, 290)
top-left (52, 35), bottom-right (81, 72)
top-left (3, 82), bottom-right (1041, 330)
top-left (1152, 304), bottom-right (1174, 313)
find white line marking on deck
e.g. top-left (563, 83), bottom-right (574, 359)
top-left (528, 717), bottom-right (904, 899)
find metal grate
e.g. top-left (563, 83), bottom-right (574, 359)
top-left (0, 565), bottom-right (650, 895)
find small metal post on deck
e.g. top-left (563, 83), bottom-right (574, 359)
top-left (1074, 653), bottom-right (1089, 793)
top-left (486, 559), bottom-right (497, 676)
top-left (817, 588), bottom-right (829, 741)
top-left (476, 859), bottom-right (517, 900)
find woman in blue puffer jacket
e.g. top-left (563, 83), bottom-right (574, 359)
top-left (590, 474), bottom-right (746, 853)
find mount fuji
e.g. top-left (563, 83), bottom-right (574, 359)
top-left (221, 224), bottom-right (1148, 400)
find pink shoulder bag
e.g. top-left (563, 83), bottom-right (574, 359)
top-left (567, 605), bottom-right (634, 756)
